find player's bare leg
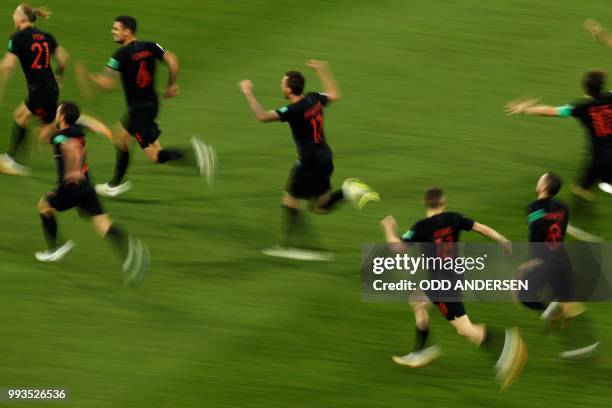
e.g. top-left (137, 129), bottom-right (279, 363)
top-left (450, 314), bottom-right (485, 345)
top-left (313, 190), bottom-right (333, 213)
top-left (91, 213), bottom-right (149, 287)
top-left (143, 140), bottom-right (162, 163)
top-left (96, 125), bottom-right (133, 197)
top-left (571, 184), bottom-right (594, 201)
top-left (0, 103), bottom-right (31, 176)
top-left (313, 189), bottom-right (346, 213)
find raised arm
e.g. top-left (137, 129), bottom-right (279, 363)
top-left (77, 113), bottom-right (113, 141)
top-left (163, 51), bottom-right (179, 98)
top-left (92, 67), bottom-right (118, 90)
top-left (471, 222), bottom-right (512, 254)
top-left (380, 215), bottom-right (403, 243)
top-left (76, 61), bottom-right (117, 92)
top-left (307, 60), bottom-right (341, 102)
top-left (505, 98), bottom-right (571, 117)
top-left (238, 79), bottom-right (280, 122)
top-left (584, 19), bottom-right (612, 48)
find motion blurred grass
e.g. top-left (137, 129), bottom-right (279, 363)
top-left (1, 1), bottom-right (611, 407)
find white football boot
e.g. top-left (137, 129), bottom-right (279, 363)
top-left (262, 246), bottom-right (333, 261)
top-left (35, 240), bottom-right (75, 262)
top-left (392, 345), bottom-right (442, 368)
top-left (122, 236), bottom-right (150, 288)
top-left (191, 135), bottom-right (217, 186)
top-left (598, 182), bottom-right (612, 195)
top-left (0, 153), bottom-right (30, 176)
top-left (95, 181), bottom-right (133, 198)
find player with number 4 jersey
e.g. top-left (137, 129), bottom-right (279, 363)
top-left (239, 61), bottom-right (380, 259)
top-left (0, 4), bottom-right (68, 176)
top-left (77, 15), bottom-right (216, 198)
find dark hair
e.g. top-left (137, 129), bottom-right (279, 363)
top-left (543, 172), bottom-right (562, 197)
top-left (284, 71), bottom-right (305, 95)
top-left (424, 187), bottom-right (445, 209)
top-left (582, 69), bottom-right (606, 98)
top-left (19, 4), bottom-right (51, 22)
top-left (115, 15), bottom-right (137, 34)
top-left (59, 101), bottom-right (80, 125)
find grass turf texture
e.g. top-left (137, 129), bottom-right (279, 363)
top-left (1, 0), bottom-right (612, 406)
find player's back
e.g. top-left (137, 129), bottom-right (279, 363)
top-left (405, 212), bottom-right (474, 244)
top-left (571, 92), bottom-right (612, 151)
top-left (402, 212), bottom-right (473, 259)
top-left (277, 92), bottom-right (331, 164)
top-left (9, 27), bottom-right (57, 88)
top-left (402, 212), bottom-right (474, 277)
top-left (527, 198), bottom-right (568, 243)
top-left (109, 40), bottom-right (165, 109)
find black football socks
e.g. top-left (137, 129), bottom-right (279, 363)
top-left (157, 148), bottom-right (185, 163)
top-left (110, 147), bottom-right (130, 187)
top-left (40, 214), bottom-right (58, 249)
top-left (105, 224), bottom-right (129, 260)
top-left (414, 326), bottom-right (430, 351)
top-left (321, 190), bottom-right (345, 211)
top-left (7, 121), bottom-right (26, 158)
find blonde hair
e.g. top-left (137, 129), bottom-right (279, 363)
top-left (19, 4), bottom-right (52, 22)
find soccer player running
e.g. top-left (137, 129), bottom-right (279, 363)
top-left (584, 18), bottom-right (612, 197)
top-left (380, 187), bottom-right (527, 392)
top-left (517, 173), bottom-right (599, 360)
top-left (239, 61), bottom-right (379, 260)
top-left (36, 101), bottom-right (149, 287)
top-left (76, 15), bottom-right (215, 197)
top-left (505, 69), bottom-right (612, 241)
top-left (0, 4), bottom-right (68, 176)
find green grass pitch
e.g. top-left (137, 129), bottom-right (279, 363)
top-left (0, 1), bottom-right (611, 406)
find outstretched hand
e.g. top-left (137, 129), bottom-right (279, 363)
top-left (306, 59), bottom-right (328, 71)
top-left (584, 18), bottom-right (604, 38)
top-left (504, 98), bottom-right (541, 115)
